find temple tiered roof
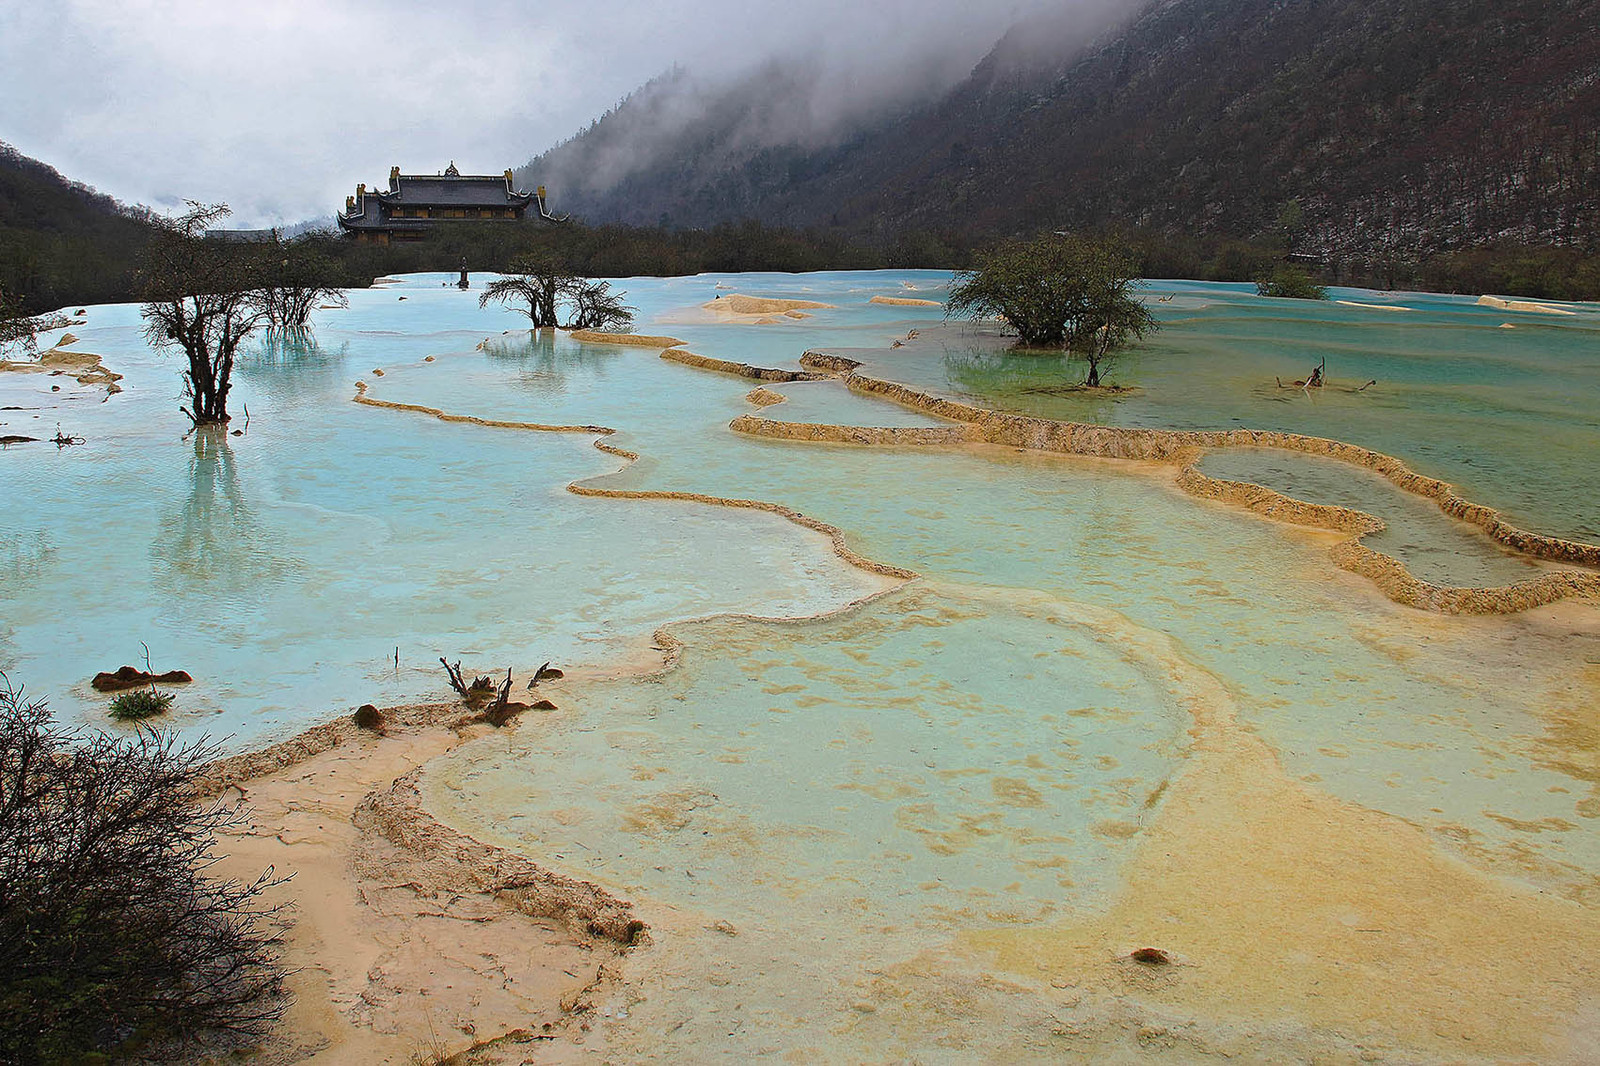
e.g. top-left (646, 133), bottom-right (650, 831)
top-left (337, 163), bottom-right (547, 241)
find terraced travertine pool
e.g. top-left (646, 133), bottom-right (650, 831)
top-left (3, 271), bottom-right (1599, 1061)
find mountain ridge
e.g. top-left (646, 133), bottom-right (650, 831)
top-left (520, 0), bottom-right (1599, 264)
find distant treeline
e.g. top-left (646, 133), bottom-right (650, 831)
top-left (4, 139), bottom-right (1599, 312)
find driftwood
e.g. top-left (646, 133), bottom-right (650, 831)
top-left (484, 669), bottom-right (519, 728)
top-left (440, 657), bottom-right (495, 706)
top-left (1277, 356), bottom-right (1327, 390)
top-left (442, 659), bottom-right (558, 725)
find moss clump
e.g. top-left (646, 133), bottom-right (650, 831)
top-left (108, 688), bottom-right (173, 721)
top-left (353, 704), bottom-right (386, 734)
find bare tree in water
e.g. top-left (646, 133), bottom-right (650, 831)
top-left (139, 203), bottom-right (271, 426)
top-left (257, 237), bottom-right (346, 335)
top-left (478, 254), bottom-right (566, 328)
top-left (479, 255), bottom-right (635, 332)
top-left (566, 278), bottom-right (635, 331)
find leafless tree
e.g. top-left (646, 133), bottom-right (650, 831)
top-left (139, 203), bottom-right (271, 426)
top-left (0, 674), bottom-right (288, 1062)
top-left (0, 285), bottom-right (70, 359)
top-left (478, 254), bottom-right (566, 328)
top-left (257, 238), bottom-right (346, 335)
top-left (478, 256), bottom-right (635, 332)
top-left (567, 278), bottom-right (636, 331)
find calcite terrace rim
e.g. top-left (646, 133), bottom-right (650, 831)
top-left (351, 327), bottom-right (1600, 620)
top-left (723, 348), bottom-right (1600, 615)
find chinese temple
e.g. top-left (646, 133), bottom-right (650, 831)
top-left (337, 162), bottom-right (554, 242)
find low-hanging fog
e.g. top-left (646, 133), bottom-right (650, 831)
top-left (0, 0), bottom-right (1138, 227)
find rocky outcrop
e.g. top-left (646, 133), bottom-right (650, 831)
top-left (92, 665), bottom-right (194, 692)
top-left (745, 387), bottom-right (787, 407)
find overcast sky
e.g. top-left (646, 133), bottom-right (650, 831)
top-left (0, 0), bottom-right (1102, 227)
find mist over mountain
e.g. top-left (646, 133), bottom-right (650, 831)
top-left (516, 1), bottom-right (1137, 226)
top-left (522, 0), bottom-right (1600, 261)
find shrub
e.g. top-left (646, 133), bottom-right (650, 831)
top-left (946, 232), bottom-right (1157, 386)
top-left (1255, 265), bottom-right (1328, 300)
top-left (108, 687), bottom-right (175, 720)
top-left (1, 675), bottom-right (287, 1062)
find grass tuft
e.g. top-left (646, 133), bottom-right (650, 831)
top-left (108, 688), bottom-right (174, 721)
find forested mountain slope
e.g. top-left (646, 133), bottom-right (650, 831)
top-left (0, 143), bottom-right (158, 312)
top-left (522, 0), bottom-right (1599, 263)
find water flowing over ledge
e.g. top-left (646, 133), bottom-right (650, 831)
top-left (353, 332), bottom-right (1599, 616)
top-left (349, 380), bottom-right (918, 586)
top-left (713, 349), bottom-right (1600, 614)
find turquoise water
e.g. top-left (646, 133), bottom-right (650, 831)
top-left (858, 281), bottom-right (1600, 541)
top-left (4, 270), bottom-right (1599, 1058)
top-left (1194, 447), bottom-right (1555, 587)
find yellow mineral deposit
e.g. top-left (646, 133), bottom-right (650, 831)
top-left (965, 604), bottom-right (1600, 1061)
top-left (870, 295), bottom-right (944, 307)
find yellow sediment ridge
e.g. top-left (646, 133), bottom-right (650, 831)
top-left (729, 413), bottom-right (977, 448)
top-left (197, 702), bottom-right (642, 943)
top-left (703, 295), bottom-right (834, 316)
top-left (1335, 299), bottom-right (1412, 311)
top-left (869, 295), bottom-right (943, 307)
top-left (700, 348), bottom-right (1600, 614)
top-left (660, 348), bottom-right (831, 382)
top-left (350, 380), bottom-right (915, 588)
top-left (1476, 294), bottom-right (1578, 316)
top-left (1176, 461), bottom-right (1599, 613)
top-left (569, 329), bottom-right (687, 348)
top-left (198, 701), bottom-right (640, 1063)
top-left (352, 383), bottom-right (611, 435)
top-left (568, 482), bottom-right (917, 583)
top-left (793, 350), bottom-right (1600, 568)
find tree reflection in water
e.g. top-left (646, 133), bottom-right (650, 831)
top-left (942, 344), bottom-right (1128, 425)
top-left (480, 328), bottom-right (618, 397)
top-left (235, 333), bottom-right (349, 404)
top-left (152, 428), bottom-right (289, 612)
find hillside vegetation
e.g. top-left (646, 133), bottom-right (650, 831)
top-left (0, 144), bottom-right (160, 313)
top-left (522, 0), bottom-right (1599, 289)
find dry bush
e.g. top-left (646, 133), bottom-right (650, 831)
top-left (0, 674), bottom-right (288, 1062)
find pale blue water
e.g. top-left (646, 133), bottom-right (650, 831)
top-left (860, 281), bottom-right (1600, 541)
top-left (4, 270), bottom-right (1598, 1059)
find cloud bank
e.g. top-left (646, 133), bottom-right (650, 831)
top-left (0, 0), bottom-right (1131, 226)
